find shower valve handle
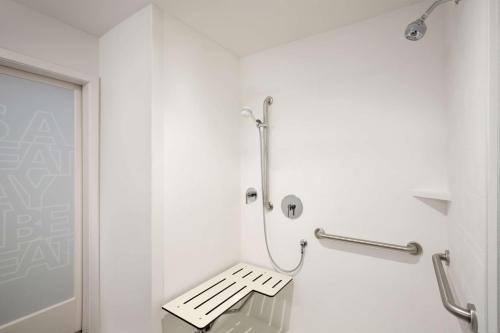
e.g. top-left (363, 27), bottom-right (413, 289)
top-left (287, 204), bottom-right (297, 217)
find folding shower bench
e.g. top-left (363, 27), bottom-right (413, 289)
top-left (162, 263), bottom-right (292, 333)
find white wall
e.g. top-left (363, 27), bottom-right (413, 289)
top-left (0, 0), bottom-right (98, 78)
top-left (240, 3), bottom-right (459, 333)
top-left (99, 5), bottom-right (241, 333)
top-left (445, 0), bottom-right (492, 331)
top-left (161, 6), bottom-right (241, 308)
top-left (0, 1), bottom-right (100, 332)
top-left (99, 6), bottom-right (156, 333)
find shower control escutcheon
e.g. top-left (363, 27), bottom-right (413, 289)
top-left (281, 195), bottom-right (303, 219)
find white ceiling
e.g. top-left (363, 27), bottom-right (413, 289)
top-left (159, 0), bottom-right (424, 56)
top-left (14, 0), bottom-right (424, 56)
top-left (13, 0), bottom-right (151, 36)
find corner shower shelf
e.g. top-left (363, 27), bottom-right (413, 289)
top-left (412, 189), bottom-right (451, 202)
top-left (162, 263), bottom-right (292, 332)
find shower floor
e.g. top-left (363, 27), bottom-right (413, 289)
top-left (212, 313), bottom-right (281, 333)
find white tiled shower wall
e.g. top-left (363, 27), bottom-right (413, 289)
top-left (445, 0), bottom-right (491, 331)
top-left (240, 3), bottom-right (458, 332)
top-left (100, 7), bottom-right (160, 333)
top-left (99, 5), bottom-right (241, 333)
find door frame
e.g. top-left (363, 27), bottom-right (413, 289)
top-left (488, 0), bottom-right (500, 332)
top-left (0, 48), bottom-right (100, 333)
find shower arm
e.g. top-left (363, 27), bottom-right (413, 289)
top-left (420, 0), bottom-right (461, 21)
top-left (262, 96), bottom-right (273, 211)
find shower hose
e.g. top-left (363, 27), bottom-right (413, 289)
top-left (257, 126), bottom-right (307, 275)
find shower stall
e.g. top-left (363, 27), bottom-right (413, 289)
top-left (0, 0), bottom-right (498, 333)
top-left (94, 0), bottom-right (498, 333)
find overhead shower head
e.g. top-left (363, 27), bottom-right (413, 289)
top-left (405, 19), bottom-right (427, 41)
top-left (405, 0), bottom-right (461, 41)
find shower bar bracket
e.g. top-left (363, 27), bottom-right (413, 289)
top-left (314, 228), bottom-right (422, 255)
top-left (432, 250), bottom-right (478, 332)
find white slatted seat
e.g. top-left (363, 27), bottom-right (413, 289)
top-left (162, 263), bottom-right (292, 332)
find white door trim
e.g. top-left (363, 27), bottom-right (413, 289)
top-left (0, 48), bottom-right (100, 333)
top-left (488, 0), bottom-right (499, 332)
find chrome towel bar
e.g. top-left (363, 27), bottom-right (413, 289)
top-left (314, 228), bottom-right (422, 255)
top-left (432, 251), bottom-right (478, 332)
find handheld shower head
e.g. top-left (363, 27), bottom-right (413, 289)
top-left (241, 106), bottom-right (255, 119)
top-left (241, 107), bottom-right (262, 126)
top-left (405, 19), bottom-right (427, 41)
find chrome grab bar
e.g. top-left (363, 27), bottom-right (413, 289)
top-left (314, 228), bottom-right (422, 255)
top-left (432, 251), bottom-right (478, 332)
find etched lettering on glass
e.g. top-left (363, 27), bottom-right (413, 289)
top-left (0, 105), bottom-right (74, 284)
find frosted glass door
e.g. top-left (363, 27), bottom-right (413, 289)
top-left (0, 66), bottom-right (81, 333)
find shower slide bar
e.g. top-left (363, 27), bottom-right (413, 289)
top-left (314, 228), bottom-right (422, 255)
top-left (432, 251), bottom-right (478, 332)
